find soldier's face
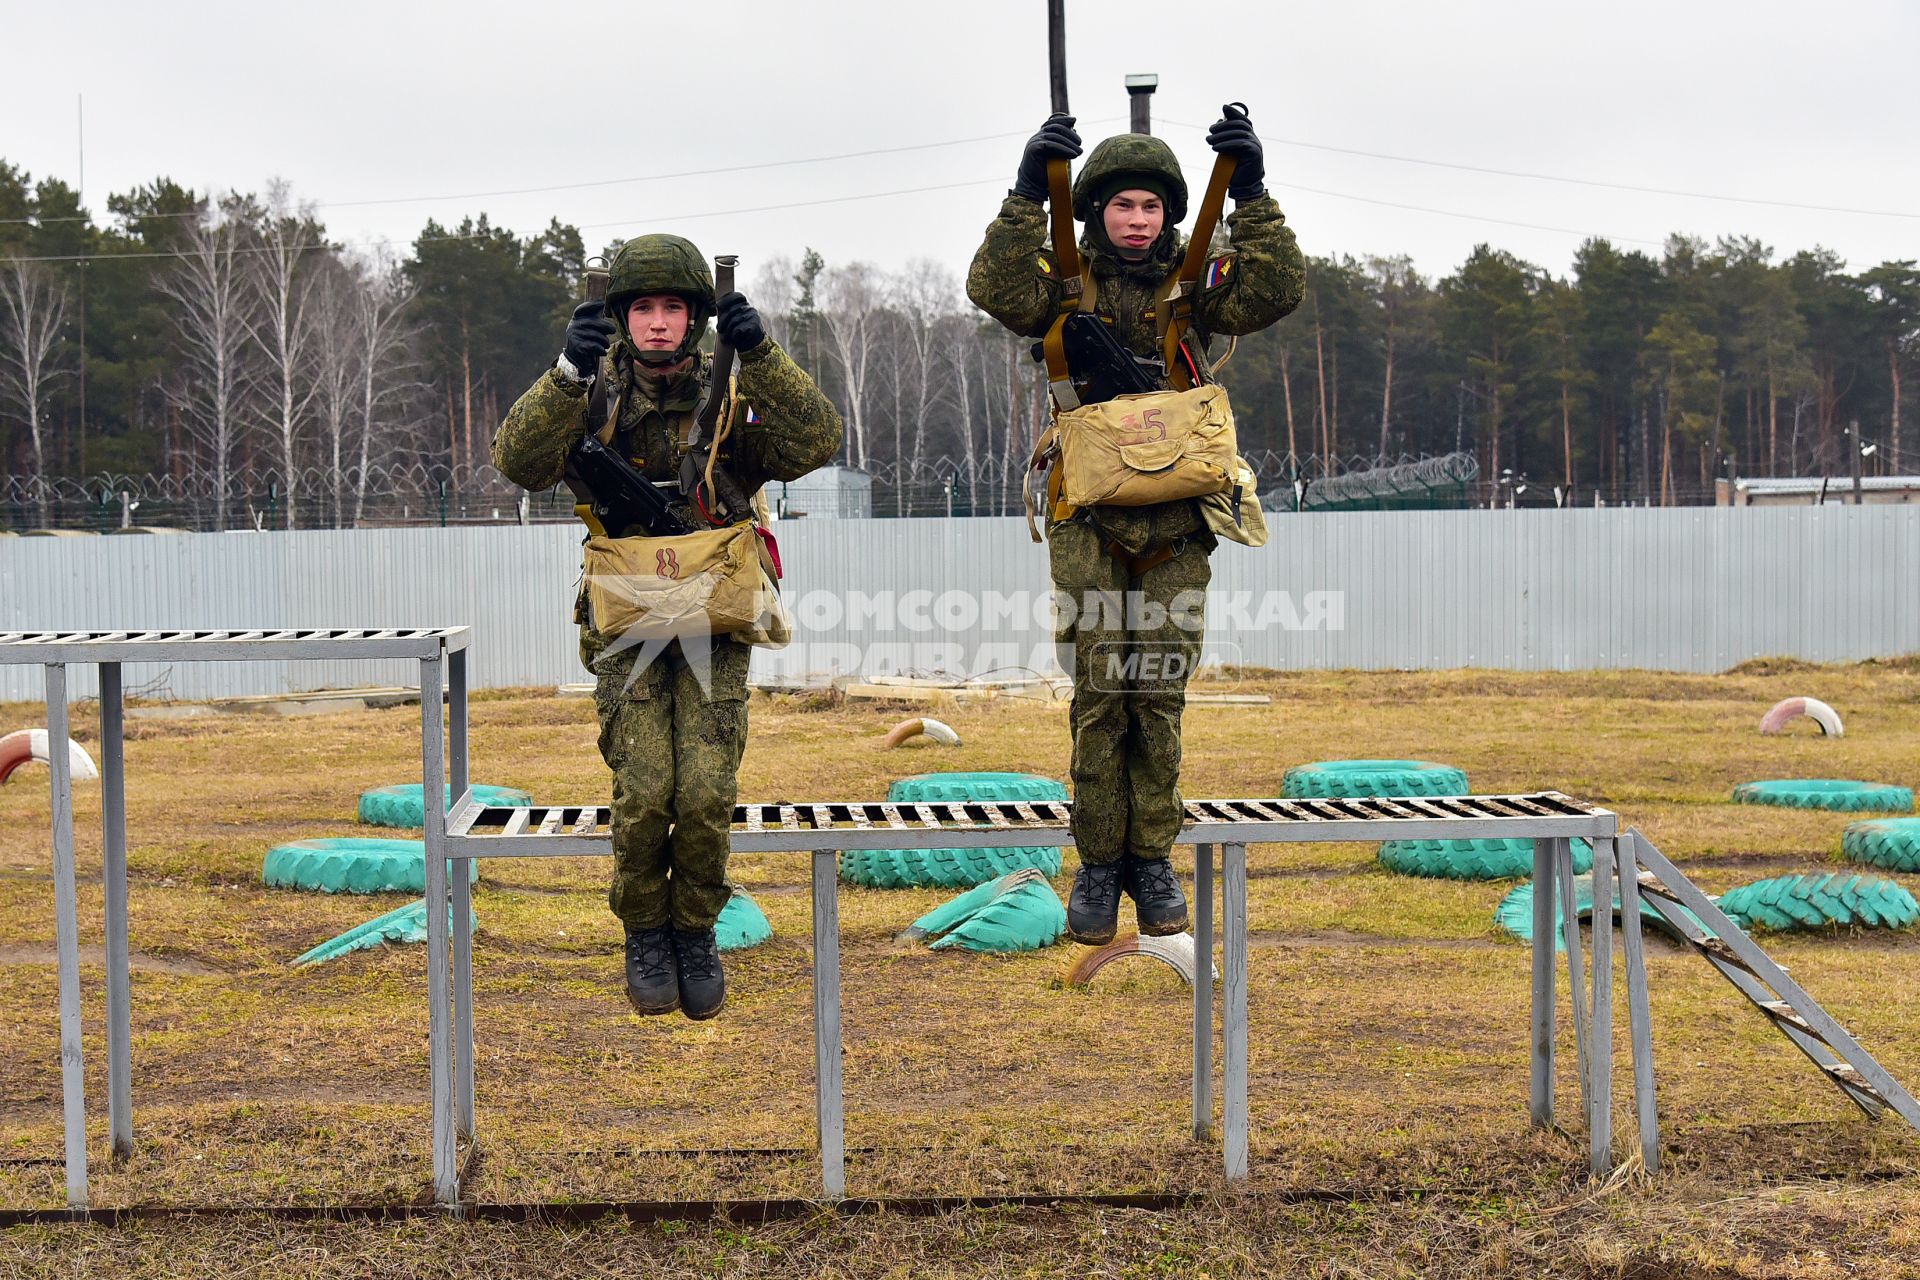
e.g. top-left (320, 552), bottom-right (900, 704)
top-left (625, 294), bottom-right (691, 354)
top-left (1103, 190), bottom-right (1165, 257)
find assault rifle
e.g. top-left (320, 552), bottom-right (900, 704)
top-left (1032, 315), bottom-right (1164, 406)
top-left (571, 436), bottom-right (691, 538)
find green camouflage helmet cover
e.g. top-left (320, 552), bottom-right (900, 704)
top-left (1070, 134), bottom-right (1189, 224)
top-left (605, 233), bottom-right (714, 362)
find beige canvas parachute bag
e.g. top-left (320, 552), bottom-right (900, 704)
top-left (575, 382), bottom-right (790, 648)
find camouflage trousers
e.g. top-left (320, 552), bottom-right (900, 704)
top-left (1048, 518), bottom-right (1212, 866)
top-left (586, 633), bottom-right (751, 930)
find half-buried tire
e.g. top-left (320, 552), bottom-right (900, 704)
top-left (1283, 759), bottom-right (1468, 800)
top-left (263, 838), bottom-right (478, 894)
top-left (1717, 873), bottom-right (1919, 933)
top-left (1731, 779), bottom-right (1913, 813)
top-left (840, 772), bottom-right (1068, 889)
top-left (358, 783), bottom-right (534, 829)
top-left (1380, 837), bottom-right (1592, 880)
top-left (1842, 818), bottom-right (1920, 874)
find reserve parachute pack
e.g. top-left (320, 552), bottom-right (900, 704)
top-left (568, 252), bottom-right (789, 648)
top-left (1025, 106), bottom-right (1265, 548)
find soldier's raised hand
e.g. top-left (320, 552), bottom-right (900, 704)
top-left (560, 300), bottom-right (616, 382)
top-left (1206, 105), bottom-right (1266, 201)
top-left (1013, 113), bottom-right (1083, 203)
top-left (715, 291), bottom-right (766, 354)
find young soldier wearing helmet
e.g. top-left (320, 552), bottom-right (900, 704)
top-left (966, 112), bottom-right (1305, 945)
top-left (493, 233), bottom-right (842, 1019)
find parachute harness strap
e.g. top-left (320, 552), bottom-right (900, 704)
top-left (1158, 103), bottom-right (1244, 391)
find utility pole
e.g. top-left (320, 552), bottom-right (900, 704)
top-left (76, 94), bottom-right (87, 476)
top-left (1126, 74), bottom-right (1159, 133)
top-left (1848, 419), bottom-right (1862, 505)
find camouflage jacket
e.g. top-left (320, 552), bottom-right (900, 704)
top-left (492, 337), bottom-right (843, 501)
top-left (966, 193), bottom-right (1305, 552)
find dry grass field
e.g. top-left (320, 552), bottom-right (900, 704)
top-left (3, 659), bottom-right (1919, 1277)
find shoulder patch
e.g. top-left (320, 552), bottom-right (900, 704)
top-left (1203, 254), bottom-right (1237, 291)
top-left (1037, 254), bottom-right (1055, 277)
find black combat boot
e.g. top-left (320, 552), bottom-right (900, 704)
top-left (623, 925), bottom-right (679, 1016)
top-left (672, 926), bottom-right (727, 1021)
top-left (1066, 861), bottom-right (1125, 945)
top-left (1123, 855), bottom-right (1190, 936)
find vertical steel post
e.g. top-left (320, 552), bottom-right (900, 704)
top-left (100, 662), bottom-right (133, 1160)
top-left (1529, 836), bottom-right (1556, 1127)
top-left (1555, 837), bottom-right (1592, 1125)
top-left (448, 647), bottom-right (475, 1141)
top-left (419, 654), bottom-right (455, 1205)
top-left (811, 850), bottom-right (846, 1199)
top-left (1192, 843), bottom-right (1214, 1140)
top-left (1618, 833), bottom-right (1659, 1172)
top-left (1222, 841), bottom-right (1249, 1181)
top-left (46, 663), bottom-right (88, 1208)
top-left (1588, 836), bottom-right (1615, 1175)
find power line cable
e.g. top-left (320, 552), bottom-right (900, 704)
top-left (0, 120), bottom-right (1125, 226)
top-left (1159, 117), bottom-right (1920, 220)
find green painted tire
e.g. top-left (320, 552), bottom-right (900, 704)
top-left (1731, 779), bottom-right (1913, 813)
top-left (715, 891), bottom-right (772, 952)
top-left (1493, 876), bottom-right (1711, 949)
top-left (1717, 873), bottom-right (1918, 933)
top-left (1283, 759), bottom-right (1468, 800)
top-left (263, 838), bottom-right (477, 894)
top-left (1842, 818), bottom-right (1920, 873)
top-left (840, 772), bottom-right (1068, 889)
top-left (357, 783), bottom-right (534, 829)
top-left (1379, 837), bottom-right (1592, 880)
top-left (903, 869), bottom-right (1067, 953)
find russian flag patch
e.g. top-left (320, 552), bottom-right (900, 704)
top-left (745, 404), bottom-right (760, 425)
top-left (1204, 255), bottom-right (1236, 290)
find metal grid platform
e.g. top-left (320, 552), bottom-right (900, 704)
top-left (3, 626), bottom-right (472, 1210)
top-left (433, 790), bottom-right (1622, 1207)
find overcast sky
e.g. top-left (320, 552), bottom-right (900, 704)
top-left (5, 0), bottom-right (1917, 292)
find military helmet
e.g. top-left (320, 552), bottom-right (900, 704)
top-left (605, 233), bottom-right (714, 362)
top-left (1071, 134), bottom-right (1189, 224)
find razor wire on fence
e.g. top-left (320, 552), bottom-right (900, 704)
top-left (4, 449), bottom-right (1699, 531)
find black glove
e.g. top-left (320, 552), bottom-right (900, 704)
top-left (715, 291), bottom-right (766, 354)
top-left (1206, 106), bottom-right (1266, 201)
top-left (561, 300), bottom-right (616, 380)
top-left (1013, 113), bottom-right (1082, 203)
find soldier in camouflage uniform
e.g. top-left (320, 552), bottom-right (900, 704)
top-left (966, 111), bottom-right (1305, 945)
top-left (494, 233), bottom-right (842, 1018)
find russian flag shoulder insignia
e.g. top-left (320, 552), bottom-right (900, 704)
top-left (1203, 254), bottom-right (1237, 291)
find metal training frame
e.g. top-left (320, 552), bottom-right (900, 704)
top-left (15, 627), bottom-right (1914, 1211)
top-left (2, 628), bottom-right (473, 1210)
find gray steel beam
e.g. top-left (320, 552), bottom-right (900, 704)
top-left (1615, 834), bottom-right (1659, 1172)
top-left (1589, 837), bottom-right (1615, 1176)
top-left (1223, 842), bottom-right (1249, 1182)
top-left (449, 649), bottom-right (475, 1141)
top-left (0, 628), bottom-right (471, 666)
top-left (1555, 838), bottom-right (1592, 1127)
top-left (1529, 837), bottom-right (1556, 1127)
top-left (1192, 844), bottom-right (1214, 1141)
top-left (100, 662), bottom-right (133, 1160)
top-left (420, 655), bottom-right (456, 1206)
top-left (46, 663), bottom-right (88, 1208)
top-left (812, 850), bottom-right (845, 1199)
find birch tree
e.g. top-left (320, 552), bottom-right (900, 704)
top-left (0, 257), bottom-right (69, 526)
top-left (246, 181), bottom-right (322, 528)
top-left (157, 200), bottom-right (255, 531)
top-left (352, 257), bottom-right (419, 526)
top-left (820, 261), bottom-right (883, 469)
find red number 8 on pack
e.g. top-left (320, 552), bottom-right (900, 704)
top-left (655, 548), bottom-right (681, 579)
